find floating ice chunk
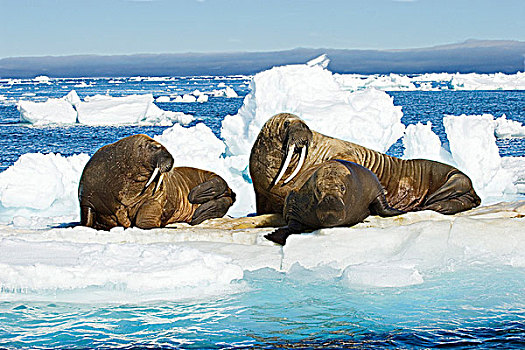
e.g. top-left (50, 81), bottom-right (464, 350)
top-left (494, 114), bottom-right (525, 138)
top-left (77, 94), bottom-right (152, 125)
top-left (17, 98), bottom-right (77, 125)
top-left (144, 103), bottom-right (193, 126)
top-left (197, 94), bottom-right (209, 103)
top-left (155, 95), bottom-right (171, 103)
top-left (443, 114), bottom-right (515, 201)
top-left (34, 75), bottom-right (50, 83)
top-left (0, 153), bottom-right (89, 225)
top-left (173, 94), bottom-right (197, 103)
top-left (221, 60), bottom-right (404, 156)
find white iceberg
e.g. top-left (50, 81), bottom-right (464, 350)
top-left (221, 56), bottom-right (405, 156)
top-left (17, 91), bottom-right (193, 126)
top-left (18, 97), bottom-right (78, 125)
top-left (494, 114), bottom-right (525, 138)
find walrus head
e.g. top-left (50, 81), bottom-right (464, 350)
top-left (312, 163), bottom-right (348, 227)
top-left (270, 113), bottom-right (313, 187)
top-left (131, 135), bottom-right (174, 195)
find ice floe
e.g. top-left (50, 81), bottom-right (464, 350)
top-left (17, 91), bottom-right (193, 126)
top-left (335, 71), bottom-right (525, 91)
top-left (0, 201), bottom-right (523, 300)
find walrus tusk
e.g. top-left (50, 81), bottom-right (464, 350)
top-left (153, 173), bottom-right (164, 195)
top-left (273, 144), bottom-right (295, 185)
top-left (145, 167), bottom-right (160, 189)
top-left (284, 146), bottom-right (306, 184)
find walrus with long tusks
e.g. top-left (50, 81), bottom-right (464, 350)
top-left (265, 160), bottom-right (404, 245)
top-left (78, 134), bottom-right (236, 230)
top-left (249, 113), bottom-right (481, 216)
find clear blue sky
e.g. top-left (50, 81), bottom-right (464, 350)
top-left (0, 0), bottom-right (523, 58)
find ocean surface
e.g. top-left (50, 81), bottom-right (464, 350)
top-left (0, 77), bottom-right (524, 348)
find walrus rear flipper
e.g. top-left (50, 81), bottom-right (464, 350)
top-left (80, 205), bottom-right (95, 227)
top-left (188, 176), bottom-right (228, 204)
top-left (370, 193), bottom-right (405, 217)
top-left (190, 196), bottom-right (234, 225)
top-left (422, 171), bottom-right (481, 214)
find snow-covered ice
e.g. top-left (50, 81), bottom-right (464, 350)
top-left (0, 201), bottom-right (523, 301)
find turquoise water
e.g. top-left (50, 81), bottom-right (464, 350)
top-left (2, 266), bottom-right (524, 348)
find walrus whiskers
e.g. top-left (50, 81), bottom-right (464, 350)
top-left (284, 146), bottom-right (306, 184)
top-left (273, 144), bottom-right (295, 185)
top-left (145, 167), bottom-right (160, 189)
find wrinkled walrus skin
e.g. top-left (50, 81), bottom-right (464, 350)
top-left (250, 113), bottom-right (481, 216)
top-left (265, 160), bottom-right (404, 245)
top-left (78, 134), bottom-right (236, 230)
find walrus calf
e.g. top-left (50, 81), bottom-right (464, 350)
top-left (250, 113), bottom-right (481, 216)
top-left (78, 134), bottom-right (235, 230)
top-left (265, 160), bottom-right (404, 245)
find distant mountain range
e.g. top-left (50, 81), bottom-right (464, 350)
top-left (1, 40), bottom-right (524, 78)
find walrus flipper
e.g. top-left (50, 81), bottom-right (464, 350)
top-left (370, 193), bottom-right (405, 217)
top-left (190, 196), bottom-right (234, 225)
top-left (264, 219), bottom-right (306, 246)
top-left (135, 200), bottom-right (163, 228)
top-left (188, 176), bottom-right (228, 204)
top-left (422, 171), bottom-right (481, 214)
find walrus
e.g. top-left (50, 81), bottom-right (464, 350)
top-left (264, 160), bottom-right (404, 245)
top-left (250, 113), bottom-right (481, 216)
top-left (78, 134), bottom-right (236, 230)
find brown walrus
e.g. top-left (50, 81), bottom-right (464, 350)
top-left (265, 160), bottom-right (404, 245)
top-left (78, 134), bottom-right (236, 230)
top-left (250, 113), bottom-right (481, 216)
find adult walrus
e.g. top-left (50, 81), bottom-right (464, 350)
top-left (78, 134), bottom-right (236, 230)
top-left (250, 113), bottom-right (481, 216)
top-left (264, 160), bottom-right (404, 245)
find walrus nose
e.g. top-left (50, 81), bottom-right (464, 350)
top-left (157, 152), bottom-right (174, 173)
top-left (316, 195), bottom-right (345, 226)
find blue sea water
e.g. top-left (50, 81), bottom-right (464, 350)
top-left (0, 77), bottom-right (524, 348)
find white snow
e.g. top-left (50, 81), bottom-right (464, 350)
top-left (17, 91), bottom-right (193, 126)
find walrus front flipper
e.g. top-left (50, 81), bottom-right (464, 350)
top-left (190, 196), bottom-right (234, 225)
top-left (188, 176), bottom-right (228, 204)
top-left (135, 200), bottom-right (163, 229)
top-left (370, 193), bottom-right (405, 217)
top-left (264, 219), bottom-right (306, 246)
